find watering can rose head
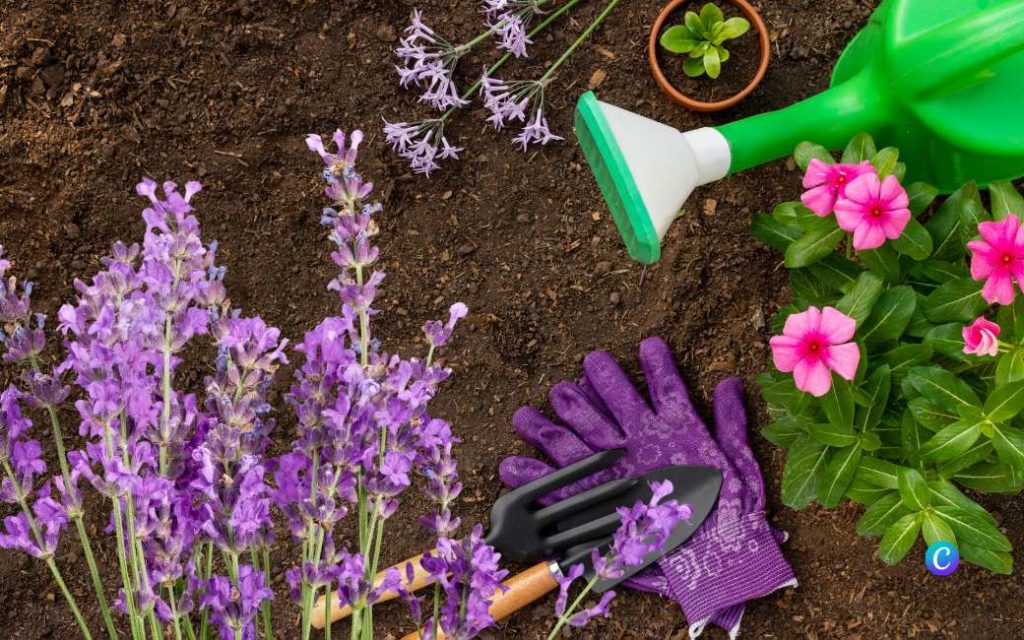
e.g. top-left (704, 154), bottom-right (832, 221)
top-left (769, 306), bottom-right (860, 397)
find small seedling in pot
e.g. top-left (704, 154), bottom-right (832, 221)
top-left (659, 2), bottom-right (750, 79)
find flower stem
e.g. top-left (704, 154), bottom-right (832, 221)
top-left (167, 583), bottom-right (184, 640)
top-left (540, 0), bottom-right (622, 83)
top-left (254, 546), bottom-right (274, 640)
top-left (47, 557), bottom-right (96, 640)
top-left (547, 574), bottom-right (600, 640)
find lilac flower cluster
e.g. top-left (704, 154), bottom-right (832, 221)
top-left (551, 480), bottom-right (691, 636)
top-left (480, 75), bottom-right (562, 149)
top-left (482, 0), bottom-right (547, 58)
top-left (395, 10), bottom-right (470, 111)
top-left (382, 119), bottom-right (462, 177)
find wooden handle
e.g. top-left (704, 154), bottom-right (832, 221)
top-left (401, 562), bottom-right (558, 640)
top-left (310, 552), bottom-right (433, 629)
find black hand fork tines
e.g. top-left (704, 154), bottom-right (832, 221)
top-left (486, 448), bottom-right (628, 562)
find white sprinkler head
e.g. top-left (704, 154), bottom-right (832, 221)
top-left (575, 92), bottom-right (732, 263)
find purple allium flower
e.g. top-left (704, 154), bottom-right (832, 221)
top-left (395, 10), bottom-right (470, 111)
top-left (383, 119), bottom-right (463, 176)
top-left (480, 74), bottom-right (563, 149)
top-left (201, 564), bottom-right (273, 640)
top-left (481, 0), bottom-right (546, 58)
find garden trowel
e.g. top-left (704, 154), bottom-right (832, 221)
top-left (311, 449), bottom-right (721, 629)
top-left (576, 0), bottom-right (1024, 263)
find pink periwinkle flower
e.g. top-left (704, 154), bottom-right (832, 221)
top-left (967, 214), bottom-right (1024, 305)
top-left (963, 316), bottom-right (1001, 357)
top-left (770, 306), bottom-right (860, 397)
top-left (800, 159), bottom-right (874, 217)
top-left (833, 172), bottom-right (911, 250)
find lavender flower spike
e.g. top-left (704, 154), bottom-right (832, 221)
top-left (423, 303), bottom-right (468, 351)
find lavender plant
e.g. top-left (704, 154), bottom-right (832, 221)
top-left (386, 0), bottom-right (622, 175)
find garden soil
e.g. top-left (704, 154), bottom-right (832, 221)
top-left (2, 0), bottom-right (1023, 638)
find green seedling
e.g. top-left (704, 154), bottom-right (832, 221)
top-left (659, 2), bottom-right (750, 79)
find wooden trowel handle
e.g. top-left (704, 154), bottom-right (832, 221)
top-left (401, 562), bottom-right (558, 640)
top-left (311, 551), bottom-right (433, 629)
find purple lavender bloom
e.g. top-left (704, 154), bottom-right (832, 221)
top-left (481, 0), bottom-right (546, 57)
top-left (395, 10), bottom-right (470, 111)
top-left (201, 564), bottom-right (273, 640)
top-left (423, 303), bottom-right (469, 351)
top-left (383, 119), bottom-right (463, 176)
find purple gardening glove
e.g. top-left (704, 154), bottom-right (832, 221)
top-left (499, 337), bottom-right (796, 638)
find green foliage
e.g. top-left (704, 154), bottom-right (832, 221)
top-left (659, 3), bottom-right (750, 80)
top-left (756, 133), bottom-right (1024, 574)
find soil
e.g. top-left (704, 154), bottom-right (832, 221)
top-left (654, 2), bottom-right (762, 104)
top-left (1, 0), bottom-right (1023, 639)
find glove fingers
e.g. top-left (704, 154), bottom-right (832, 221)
top-left (512, 406), bottom-right (596, 468)
top-left (498, 455), bottom-right (555, 489)
top-left (711, 378), bottom-right (766, 510)
top-left (549, 381), bottom-right (627, 450)
top-left (637, 336), bottom-right (699, 425)
top-left (577, 375), bottom-right (611, 416)
top-left (582, 350), bottom-right (652, 427)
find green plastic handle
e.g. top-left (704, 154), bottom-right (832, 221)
top-left (895, 1), bottom-right (1024, 97)
top-left (717, 71), bottom-right (890, 174)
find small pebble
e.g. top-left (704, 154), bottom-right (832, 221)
top-left (609, 291), bottom-right (621, 305)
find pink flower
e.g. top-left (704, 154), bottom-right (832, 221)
top-left (833, 172), bottom-right (911, 250)
top-left (800, 160), bottom-right (874, 217)
top-left (770, 306), bottom-right (860, 397)
top-left (962, 316), bottom-right (1001, 357)
top-left (966, 214), bottom-right (1024, 305)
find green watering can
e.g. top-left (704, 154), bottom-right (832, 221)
top-left (576, 0), bottom-right (1024, 263)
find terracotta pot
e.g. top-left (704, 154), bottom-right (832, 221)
top-left (648, 0), bottom-right (770, 112)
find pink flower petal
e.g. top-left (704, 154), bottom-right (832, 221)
top-left (793, 357), bottom-right (833, 397)
top-left (881, 208), bottom-right (911, 239)
top-left (822, 342), bottom-right (860, 380)
top-left (982, 272), bottom-right (1016, 305)
top-left (802, 159), bottom-right (833, 188)
top-left (819, 306), bottom-right (857, 343)
top-left (783, 306), bottom-right (822, 338)
top-left (852, 221), bottom-right (886, 250)
top-left (842, 172), bottom-right (879, 205)
top-left (770, 335), bottom-right (804, 372)
top-left (878, 175), bottom-right (909, 208)
top-left (834, 199), bottom-right (867, 232)
top-left (801, 185), bottom-right (837, 217)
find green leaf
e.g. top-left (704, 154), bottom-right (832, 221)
top-left (926, 182), bottom-right (979, 260)
top-left (958, 185), bottom-right (990, 229)
top-left (871, 147), bottom-right (899, 178)
top-left (793, 142), bottom-right (832, 171)
top-left (750, 214), bottom-right (800, 251)
top-left (878, 344), bottom-right (933, 378)
top-left (921, 511), bottom-right (957, 545)
top-left (846, 476), bottom-right (891, 504)
top-left (996, 297), bottom-right (1024, 341)
top-left (859, 288), bottom-right (916, 346)
top-left (908, 397), bottom-right (956, 430)
top-left (717, 16), bottom-right (750, 40)
top-left (988, 180), bottom-right (1024, 221)
top-left (937, 439), bottom-right (993, 477)
top-left (660, 25), bottom-right (702, 53)
top-left (995, 350), bottom-right (1024, 385)
top-left (878, 512), bottom-right (922, 564)
top-left (699, 2), bottom-right (724, 28)
top-left (683, 56), bottom-right (706, 77)
top-left (784, 218), bottom-right (844, 268)
top-left (906, 366), bottom-right (981, 411)
top-left (836, 272), bottom-right (884, 325)
top-left (858, 244), bottom-right (901, 282)
top-left (955, 461), bottom-right (1024, 494)
top-left (901, 409), bottom-right (926, 458)
top-left (860, 429), bottom-right (883, 452)
top-left (908, 259), bottom-right (968, 285)
top-left (684, 10), bottom-right (704, 35)
top-left (960, 543), bottom-right (1013, 574)
top-left (781, 437), bottom-right (830, 509)
top-left (807, 254), bottom-right (860, 290)
top-left (906, 182), bottom-right (939, 216)
top-left (897, 467), bottom-right (931, 510)
top-left (984, 381), bottom-right (1024, 423)
top-left (991, 424), bottom-right (1024, 472)
top-left (923, 323), bottom-right (969, 359)
top-left (933, 506), bottom-right (1011, 551)
top-left (703, 46), bottom-right (721, 79)
top-left (918, 420), bottom-right (982, 463)
top-left (841, 133), bottom-right (877, 164)
top-left (855, 456), bottom-right (899, 488)
top-left (762, 418), bottom-right (806, 447)
top-left (856, 366), bottom-right (891, 431)
top-left (808, 421), bottom-right (858, 447)
top-left (821, 377), bottom-right (855, 429)
top-left (926, 479), bottom-right (997, 524)
top-left (717, 45), bottom-right (730, 62)
top-left (819, 444), bottom-right (863, 507)
top-left (891, 219), bottom-right (933, 260)
top-left (923, 278), bottom-right (986, 323)
top-left (856, 492), bottom-right (908, 535)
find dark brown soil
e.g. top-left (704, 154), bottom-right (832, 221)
top-left (654, 1), bottom-right (762, 103)
top-left (2, 0), bottom-right (1023, 639)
